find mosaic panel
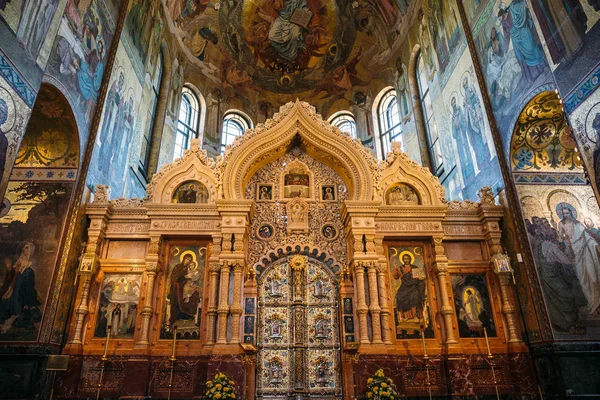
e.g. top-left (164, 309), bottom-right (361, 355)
top-left (258, 349), bottom-right (292, 395)
top-left (260, 307), bottom-right (290, 347)
top-left (307, 349), bottom-right (339, 394)
top-left (307, 308), bottom-right (335, 347)
top-left (306, 262), bottom-right (335, 305)
top-left (94, 273), bottom-right (142, 338)
top-left (259, 261), bottom-right (290, 305)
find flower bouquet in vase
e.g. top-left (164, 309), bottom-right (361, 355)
top-left (205, 372), bottom-right (237, 400)
top-left (365, 369), bottom-right (398, 400)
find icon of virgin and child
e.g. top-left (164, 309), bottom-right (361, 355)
top-left (166, 249), bottom-right (204, 330)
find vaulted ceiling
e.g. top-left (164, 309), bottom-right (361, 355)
top-left (163, 0), bottom-right (414, 114)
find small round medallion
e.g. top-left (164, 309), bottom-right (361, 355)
top-left (321, 224), bottom-right (337, 240)
top-left (257, 224), bottom-right (274, 240)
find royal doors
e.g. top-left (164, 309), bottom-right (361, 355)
top-left (256, 255), bottom-right (341, 399)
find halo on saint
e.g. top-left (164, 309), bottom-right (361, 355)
top-left (180, 250), bottom-right (197, 264)
top-left (399, 250), bottom-right (414, 265)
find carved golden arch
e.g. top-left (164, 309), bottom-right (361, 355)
top-left (146, 139), bottom-right (218, 203)
top-left (379, 143), bottom-right (447, 207)
top-left (218, 100), bottom-right (380, 201)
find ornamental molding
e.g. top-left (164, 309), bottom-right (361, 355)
top-left (216, 99), bottom-right (381, 201)
top-left (379, 142), bottom-right (447, 206)
top-left (146, 138), bottom-right (218, 204)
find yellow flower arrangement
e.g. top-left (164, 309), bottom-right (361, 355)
top-left (205, 372), bottom-right (237, 400)
top-left (364, 369), bottom-right (398, 400)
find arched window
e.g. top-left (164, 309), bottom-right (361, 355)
top-left (139, 51), bottom-right (163, 176)
top-left (376, 88), bottom-right (403, 158)
top-left (221, 111), bottom-right (252, 153)
top-left (328, 111), bottom-right (357, 138)
top-left (174, 87), bottom-right (199, 159)
top-left (417, 55), bottom-right (444, 176)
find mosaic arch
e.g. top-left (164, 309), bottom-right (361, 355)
top-left (0, 84), bottom-right (79, 341)
top-left (511, 91), bottom-right (600, 339)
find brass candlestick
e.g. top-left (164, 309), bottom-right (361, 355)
top-left (96, 326), bottom-right (111, 400)
top-left (421, 329), bottom-right (432, 400)
top-left (167, 327), bottom-right (178, 400)
top-left (484, 327), bottom-right (500, 400)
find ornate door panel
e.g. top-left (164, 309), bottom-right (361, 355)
top-left (257, 255), bottom-right (341, 399)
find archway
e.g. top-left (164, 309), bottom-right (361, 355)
top-left (255, 253), bottom-right (342, 399)
top-left (510, 90), bottom-right (600, 338)
top-left (0, 83), bottom-right (79, 341)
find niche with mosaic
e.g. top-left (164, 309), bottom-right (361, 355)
top-left (160, 244), bottom-right (208, 339)
top-left (171, 180), bottom-right (210, 203)
top-left (388, 245), bottom-right (434, 339)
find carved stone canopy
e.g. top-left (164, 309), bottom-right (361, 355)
top-left (143, 100), bottom-right (448, 209)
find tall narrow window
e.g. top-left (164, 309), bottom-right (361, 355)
top-left (174, 87), bottom-right (199, 160)
top-left (139, 51), bottom-right (163, 177)
top-left (376, 89), bottom-right (403, 158)
top-left (329, 112), bottom-right (357, 138)
top-left (221, 111), bottom-right (251, 153)
top-left (417, 55), bottom-right (444, 177)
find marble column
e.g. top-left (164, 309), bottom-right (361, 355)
top-left (353, 262), bottom-right (370, 344)
top-left (366, 262), bottom-right (382, 344)
top-left (206, 262), bottom-right (221, 345)
top-left (376, 262), bottom-right (392, 344)
top-left (68, 202), bottom-right (107, 347)
top-left (498, 272), bottom-right (523, 343)
top-left (138, 235), bottom-right (162, 346)
top-left (217, 261), bottom-right (232, 344)
top-left (432, 237), bottom-right (458, 345)
top-left (206, 237), bottom-right (222, 346)
top-left (229, 262), bottom-right (244, 344)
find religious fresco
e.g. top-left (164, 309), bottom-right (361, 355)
top-left (528, 1), bottom-right (600, 94)
top-left (0, 0), bottom-right (63, 85)
top-left (451, 274), bottom-right (496, 338)
top-left (511, 90), bottom-right (600, 338)
top-left (45, 0), bottom-right (119, 134)
top-left (171, 180), bottom-right (209, 203)
top-left (465, 0), bottom-right (553, 148)
top-left (0, 181), bottom-right (74, 341)
top-left (511, 91), bottom-right (583, 183)
top-left (0, 76), bottom-right (30, 200)
top-left (123, 0), bottom-right (161, 83)
top-left (160, 244), bottom-right (207, 339)
top-left (161, 0), bottom-right (412, 117)
top-left (0, 83), bottom-right (78, 342)
top-left (94, 274), bottom-right (141, 338)
top-left (13, 84), bottom-right (79, 169)
top-left (570, 87), bottom-right (600, 203)
top-left (87, 43), bottom-right (142, 199)
top-left (386, 183), bottom-right (419, 205)
top-left (518, 185), bottom-right (600, 338)
top-left (388, 245), bottom-right (434, 339)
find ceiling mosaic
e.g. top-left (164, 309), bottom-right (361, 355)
top-left (511, 91), bottom-right (583, 174)
top-left (164, 0), bottom-right (413, 108)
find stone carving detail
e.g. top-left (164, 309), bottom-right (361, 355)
top-left (151, 220), bottom-right (216, 231)
top-left (375, 222), bottom-right (441, 232)
top-left (478, 186), bottom-right (496, 205)
top-left (246, 150), bottom-right (348, 269)
top-left (93, 184), bottom-right (110, 203)
top-left (286, 198), bottom-right (309, 233)
top-left (106, 223), bottom-right (150, 234)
